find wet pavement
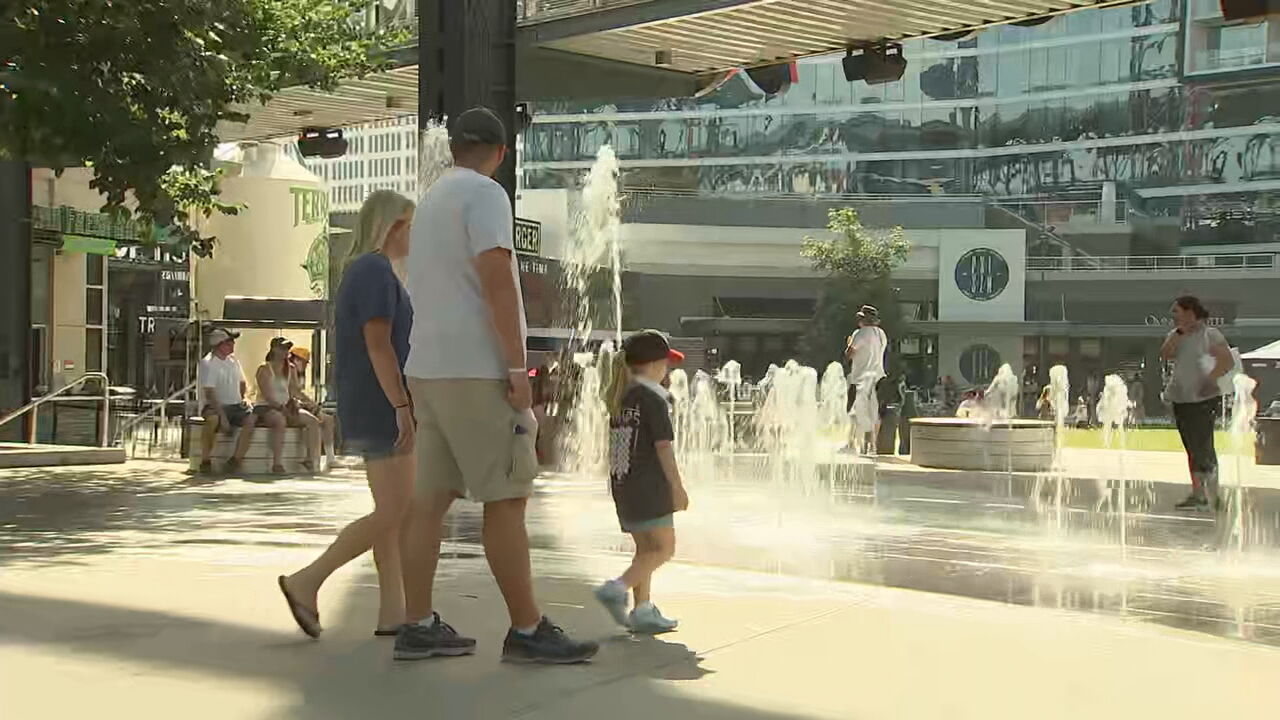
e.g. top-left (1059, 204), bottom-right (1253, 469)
top-left (5, 457), bottom-right (1280, 649)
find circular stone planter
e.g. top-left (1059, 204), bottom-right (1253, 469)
top-left (909, 417), bottom-right (1056, 472)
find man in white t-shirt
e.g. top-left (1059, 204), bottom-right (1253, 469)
top-left (396, 107), bottom-right (597, 665)
top-left (845, 304), bottom-right (888, 452)
top-left (197, 328), bottom-right (259, 474)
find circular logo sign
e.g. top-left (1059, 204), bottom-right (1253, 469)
top-left (959, 344), bottom-right (1001, 385)
top-left (954, 248), bottom-right (1009, 301)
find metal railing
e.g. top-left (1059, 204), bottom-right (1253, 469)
top-left (114, 381), bottom-right (198, 461)
top-left (989, 203), bottom-right (1101, 269)
top-left (996, 198), bottom-right (1130, 225)
top-left (1028, 253), bottom-right (1279, 273)
top-left (519, 0), bottom-right (652, 22)
top-left (0, 373), bottom-right (111, 447)
top-left (623, 186), bottom-right (986, 203)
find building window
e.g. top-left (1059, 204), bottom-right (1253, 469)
top-left (85, 254), bottom-right (106, 374)
top-left (1185, 0), bottom-right (1280, 74)
top-left (29, 244), bottom-right (54, 393)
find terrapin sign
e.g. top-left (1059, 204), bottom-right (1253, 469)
top-left (954, 248), bottom-right (1009, 302)
top-left (938, 231), bottom-right (1025, 322)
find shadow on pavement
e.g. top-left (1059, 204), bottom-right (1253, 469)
top-left (0, 463), bottom-right (357, 566)
top-left (0, 568), bottom-right (806, 720)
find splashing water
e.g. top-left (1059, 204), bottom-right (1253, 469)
top-left (560, 146), bottom-right (624, 476)
top-left (1096, 374), bottom-right (1133, 554)
top-left (418, 123), bottom-right (453, 196)
top-left (1038, 365), bottom-right (1072, 526)
top-left (819, 362), bottom-right (851, 447)
top-left (687, 370), bottom-right (730, 481)
top-left (563, 345), bottom-right (613, 479)
top-left (849, 373), bottom-right (879, 454)
top-left (755, 361), bottom-right (826, 491)
top-left (1227, 373), bottom-right (1259, 553)
top-left (1049, 365), bottom-right (1070, 429)
top-left (978, 364), bottom-right (1020, 427)
top-left (1096, 375), bottom-right (1132, 449)
top-left (564, 145), bottom-right (623, 345)
top-left (668, 368), bottom-right (691, 461)
top-left (717, 360), bottom-right (743, 453)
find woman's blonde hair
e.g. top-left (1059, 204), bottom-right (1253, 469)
top-left (601, 350), bottom-right (632, 419)
top-left (343, 189), bottom-right (415, 274)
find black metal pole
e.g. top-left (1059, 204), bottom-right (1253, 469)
top-left (420, 0), bottom-right (518, 205)
top-left (0, 161), bottom-right (32, 442)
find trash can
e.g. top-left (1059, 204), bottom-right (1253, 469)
top-left (877, 404), bottom-right (900, 455)
top-left (1259, 417), bottom-right (1280, 465)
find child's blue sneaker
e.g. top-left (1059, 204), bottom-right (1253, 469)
top-left (593, 580), bottom-right (630, 627)
top-left (629, 603), bottom-right (678, 634)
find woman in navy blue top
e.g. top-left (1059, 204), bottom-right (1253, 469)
top-left (279, 189), bottom-right (417, 638)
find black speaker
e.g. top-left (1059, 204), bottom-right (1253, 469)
top-left (1219, 0), bottom-right (1278, 21)
top-left (842, 46), bottom-right (906, 85)
top-left (296, 128), bottom-right (348, 159)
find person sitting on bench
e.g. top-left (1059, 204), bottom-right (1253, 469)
top-left (198, 328), bottom-right (259, 475)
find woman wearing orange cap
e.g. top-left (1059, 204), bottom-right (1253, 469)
top-left (288, 346), bottom-right (335, 467)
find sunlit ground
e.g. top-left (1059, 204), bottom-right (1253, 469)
top-left (1063, 427), bottom-right (1249, 452)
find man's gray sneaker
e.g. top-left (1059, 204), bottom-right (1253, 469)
top-left (502, 617), bottom-right (599, 664)
top-left (594, 580), bottom-right (629, 627)
top-left (393, 613), bottom-right (477, 661)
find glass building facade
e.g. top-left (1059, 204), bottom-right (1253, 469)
top-left (523, 0), bottom-right (1280, 251)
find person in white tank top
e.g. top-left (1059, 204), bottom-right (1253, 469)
top-left (844, 304), bottom-right (889, 453)
top-left (254, 337), bottom-right (322, 472)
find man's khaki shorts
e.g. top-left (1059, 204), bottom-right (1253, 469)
top-left (408, 378), bottom-right (533, 503)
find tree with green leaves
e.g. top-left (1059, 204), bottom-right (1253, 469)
top-left (799, 208), bottom-right (910, 370)
top-left (1, 1), bottom-right (407, 255)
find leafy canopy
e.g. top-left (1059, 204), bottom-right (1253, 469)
top-left (800, 208), bottom-right (909, 282)
top-left (1, 1), bottom-right (407, 255)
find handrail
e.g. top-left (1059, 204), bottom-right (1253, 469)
top-left (0, 372), bottom-right (111, 447)
top-left (622, 186), bottom-right (986, 203)
top-left (1028, 253), bottom-right (1278, 273)
top-left (113, 380), bottom-right (199, 444)
top-left (988, 203), bottom-right (1101, 268)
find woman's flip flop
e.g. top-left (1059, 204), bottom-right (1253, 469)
top-left (277, 575), bottom-right (321, 639)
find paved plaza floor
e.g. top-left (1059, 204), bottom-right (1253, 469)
top-left (3, 457), bottom-right (1280, 718)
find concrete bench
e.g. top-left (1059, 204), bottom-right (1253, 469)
top-left (186, 417), bottom-right (329, 475)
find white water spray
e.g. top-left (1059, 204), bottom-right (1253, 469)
top-left (417, 123), bottom-right (453, 196)
top-left (1096, 374), bottom-right (1133, 554)
top-left (1228, 373), bottom-right (1259, 553)
top-left (716, 360), bottom-right (743, 453)
top-left (560, 146), bottom-right (625, 476)
top-left (819, 362), bottom-right (852, 446)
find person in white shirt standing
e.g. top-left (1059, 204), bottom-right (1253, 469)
top-left (197, 327), bottom-right (260, 474)
top-left (845, 304), bottom-right (888, 453)
top-left (1161, 295), bottom-right (1234, 512)
top-left (394, 107), bottom-right (598, 665)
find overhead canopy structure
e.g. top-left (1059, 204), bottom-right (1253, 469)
top-left (520, 0), bottom-right (1144, 75)
top-left (1244, 340), bottom-right (1280, 361)
top-left (218, 0), bottom-right (1145, 142)
top-left (216, 65), bottom-right (418, 143)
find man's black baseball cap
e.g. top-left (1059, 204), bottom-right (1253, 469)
top-left (451, 107), bottom-right (506, 146)
top-left (623, 330), bottom-right (685, 366)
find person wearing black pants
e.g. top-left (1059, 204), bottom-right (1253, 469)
top-left (1161, 296), bottom-right (1233, 511)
